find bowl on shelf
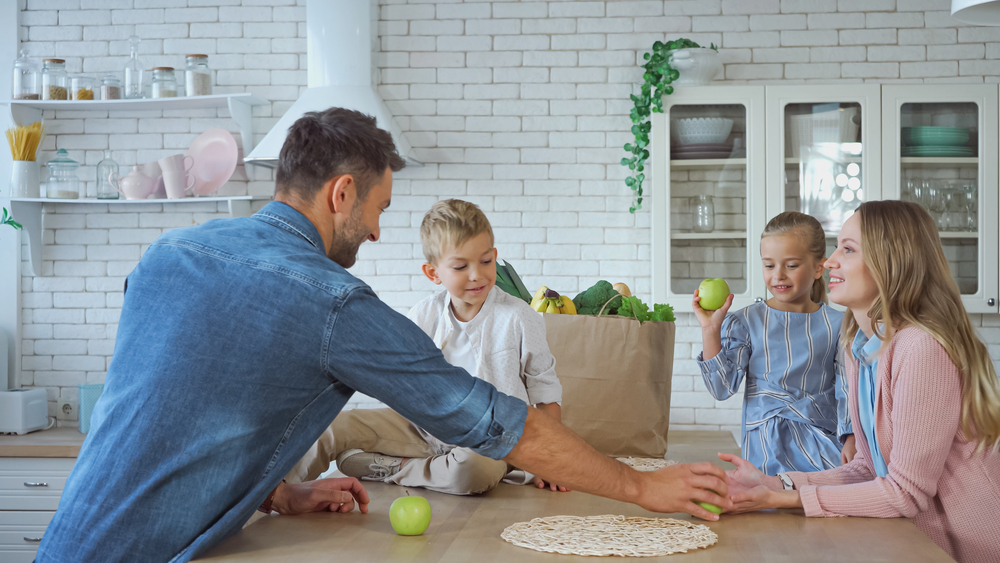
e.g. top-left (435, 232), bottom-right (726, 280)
top-left (670, 117), bottom-right (734, 145)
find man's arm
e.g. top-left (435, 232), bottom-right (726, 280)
top-left (505, 409), bottom-right (730, 520)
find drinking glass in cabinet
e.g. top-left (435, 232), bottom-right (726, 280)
top-left (899, 102), bottom-right (979, 295)
top-left (783, 102), bottom-right (862, 234)
top-left (668, 103), bottom-right (748, 296)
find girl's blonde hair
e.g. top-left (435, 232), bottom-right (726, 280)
top-left (761, 211), bottom-right (828, 304)
top-left (844, 200), bottom-right (1000, 453)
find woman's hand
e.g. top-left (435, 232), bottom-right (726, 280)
top-left (841, 434), bottom-right (857, 465)
top-left (717, 453), bottom-right (782, 496)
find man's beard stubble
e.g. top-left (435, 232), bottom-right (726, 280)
top-left (327, 201), bottom-right (368, 269)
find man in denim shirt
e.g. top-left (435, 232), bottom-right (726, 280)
top-left (36, 108), bottom-right (729, 563)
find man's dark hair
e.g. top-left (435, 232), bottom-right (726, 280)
top-left (275, 107), bottom-right (406, 202)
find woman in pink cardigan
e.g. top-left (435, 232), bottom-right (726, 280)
top-left (721, 201), bottom-right (1000, 563)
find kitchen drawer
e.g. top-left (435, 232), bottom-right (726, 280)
top-left (0, 458), bottom-right (74, 510)
top-left (0, 510), bottom-right (55, 561)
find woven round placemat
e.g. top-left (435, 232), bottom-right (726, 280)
top-left (501, 514), bottom-right (718, 557)
top-left (616, 457), bottom-right (678, 472)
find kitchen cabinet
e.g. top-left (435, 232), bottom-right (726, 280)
top-left (0, 429), bottom-right (82, 562)
top-left (652, 84), bottom-right (998, 313)
top-left (881, 85), bottom-right (998, 313)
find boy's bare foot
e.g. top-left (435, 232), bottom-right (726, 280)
top-left (336, 449), bottom-right (405, 481)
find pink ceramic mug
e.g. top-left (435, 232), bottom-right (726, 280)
top-left (162, 168), bottom-right (195, 199)
top-left (158, 154), bottom-right (194, 173)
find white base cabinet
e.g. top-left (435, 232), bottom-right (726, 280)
top-left (0, 457), bottom-right (75, 560)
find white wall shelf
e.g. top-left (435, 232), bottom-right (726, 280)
top-left (2, 93), bottom-right (269, 176)
top-left (7, 196), bottom-right (269, 278)
top-left (900, 157), bottom-right (978, 167)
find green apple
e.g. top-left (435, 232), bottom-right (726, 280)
top-left (697, 279), bottom-right (731, 311)
top-left (697, 489), bottom-right (723, 515)
top-left (389, 494), bottom-right (432, 536)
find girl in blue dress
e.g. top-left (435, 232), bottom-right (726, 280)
top-left (694, 211), bottom-right (854, 475)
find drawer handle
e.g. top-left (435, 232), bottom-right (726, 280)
top-left (24, 482), bottom-right (49, 487)
top-left (24, 536), bottom-right (43, 542)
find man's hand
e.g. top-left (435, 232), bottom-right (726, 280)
top-left (635, 462), bottom-right (731, 521)
top-left (270, 477), bottom-right (370, 515)
top-left (840, 434), bottom-right (857, 465)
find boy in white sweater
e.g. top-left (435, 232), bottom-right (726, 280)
top-left (286, 199), bottom-right (566, 495)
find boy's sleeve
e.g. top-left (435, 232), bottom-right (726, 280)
top-left (697, 313), bottom-right (752, 401)
top-left (518, 306), bottom-right (562, 406)
top-left (834, 345), bottom-right (854, 442)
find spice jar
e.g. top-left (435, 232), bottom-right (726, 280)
top-left (12, 48), bottom-right (40, 100)
top-left (151, 67), bottom-right (177, 98)
top-left (70, 75), bottom-right (96, 100)
top-left (41, 58), bottom-right (68, 100)
top-left (100, 73), bottom-right (121, 100)
top-left (45, 149), bottom-right (81, 199)
top-left (184, 54), bottom-right (212, 97)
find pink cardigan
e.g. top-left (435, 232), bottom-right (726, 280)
top-left (786, 327), bottom-right (1000, 563)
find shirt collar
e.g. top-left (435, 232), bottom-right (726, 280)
top-left (252, 201), bottom-right (326, 255)
top-left (851, 328), bottom-right (883, 367)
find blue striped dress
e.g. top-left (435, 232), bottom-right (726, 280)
top-left (697, 302), bottom-right (852, 475)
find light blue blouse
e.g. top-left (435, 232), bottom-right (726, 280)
top-left (698, 302), bottom-right (852, 475)
top-left (851, 329), bottom-right (890, 477)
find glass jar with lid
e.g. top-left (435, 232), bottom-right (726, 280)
top-left (41, 58), bottom-right (68, 100)
top-left (151, 67), bottom-right (178, 98)
top-left (184, 54), bottom-right (212, 96)
top-left (100, 73), bottom-right (121, 100)
top-left (45, 148), bottom-right (81, 199)
top-left (70, 75), bottom-right (96, 100)
top-left (12, 48), bottom-right (40, 100)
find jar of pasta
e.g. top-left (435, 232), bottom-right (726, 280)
top-left (41, 58), bottom-right (68, 100)
top-left (151, 67), bottom-right (178, 98)
top-left (70, 75), bottom-right (96, 100)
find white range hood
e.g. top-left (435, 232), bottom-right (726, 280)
top-left (244, 0), bottom-right (417, 168)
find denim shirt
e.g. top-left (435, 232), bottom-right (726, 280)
top-left (36, 201), bottom-right (528, 563)
top-left (852, 329), bottom-right (889, 477)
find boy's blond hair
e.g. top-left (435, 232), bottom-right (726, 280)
top-left (419, 199), bottom-right (494, 264)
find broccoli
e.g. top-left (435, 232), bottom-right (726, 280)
top-left (573, 280), bottom-right (622, 316)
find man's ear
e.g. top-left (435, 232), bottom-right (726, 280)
top-left (326, 175), bottom-right (356, 215)
top-left (422, 262), bottom-right (442, 285)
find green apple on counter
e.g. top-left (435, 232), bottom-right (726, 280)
top-left (697, 279), bottom-right (731, 311)
top-left (389, 492), bottom-right (432, 536)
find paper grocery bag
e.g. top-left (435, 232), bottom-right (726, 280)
top-left (543, 314), bottom-right (674, 457)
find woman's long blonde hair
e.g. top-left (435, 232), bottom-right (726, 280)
top-left (843, 200), bottom-right (1000, 453)
top-left (761, 211), bottom-right (828, 304)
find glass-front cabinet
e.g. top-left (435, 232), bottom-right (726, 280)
top-left (882, 85), bottom-right (998, 313)
top-left (651, 86), bottom-right (766, 311)
top-left (653, 84), bottom-right (998, 314)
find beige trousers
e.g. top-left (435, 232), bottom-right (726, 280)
top-left (286, 408), bottom-right (509, 496)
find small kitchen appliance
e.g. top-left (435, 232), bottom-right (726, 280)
top-left (0, 388), bottom-right (49, 435)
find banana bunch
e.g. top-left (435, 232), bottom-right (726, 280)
top-left (530, 286), bottom-right (577, 315)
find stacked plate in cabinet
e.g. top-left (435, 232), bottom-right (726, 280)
top-left (671, 143), bottom-right (739, 160)
top-left (901, 127), bottom-right (974, 157)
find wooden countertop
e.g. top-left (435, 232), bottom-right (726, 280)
top-left (197, 431), bottom-right (952, 562)
top-left (0, 427), bottom-right (85, 458)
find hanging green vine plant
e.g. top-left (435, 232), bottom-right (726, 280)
top-left (1, 206), bottom-right (22, 238)
top-left (622, 39), bottom-right (717, 213)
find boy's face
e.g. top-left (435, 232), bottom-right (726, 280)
top-left (422, 232), bottom-right (497, 314)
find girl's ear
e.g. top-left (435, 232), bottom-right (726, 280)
top-left (814, 257), bottom-right (827, 280)
top-left (422, 262), bottom-right (442, 285)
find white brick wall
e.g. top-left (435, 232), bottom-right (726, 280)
top-left (15, 0), bottom-right (1000, 435)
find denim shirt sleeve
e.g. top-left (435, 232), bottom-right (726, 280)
top-left (834, 344), bottom-right (854, 442)
top-left (697, 313), bottom-right (751, 401)
top-left (325, 286), bottom-right (528, 460)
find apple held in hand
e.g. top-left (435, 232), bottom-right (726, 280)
top-left (697, 279), bottom-right (731, 311)
top-left (696, 489), bottom-right (723, 515)
top-left (389, 492), bottom-right (432, 536)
